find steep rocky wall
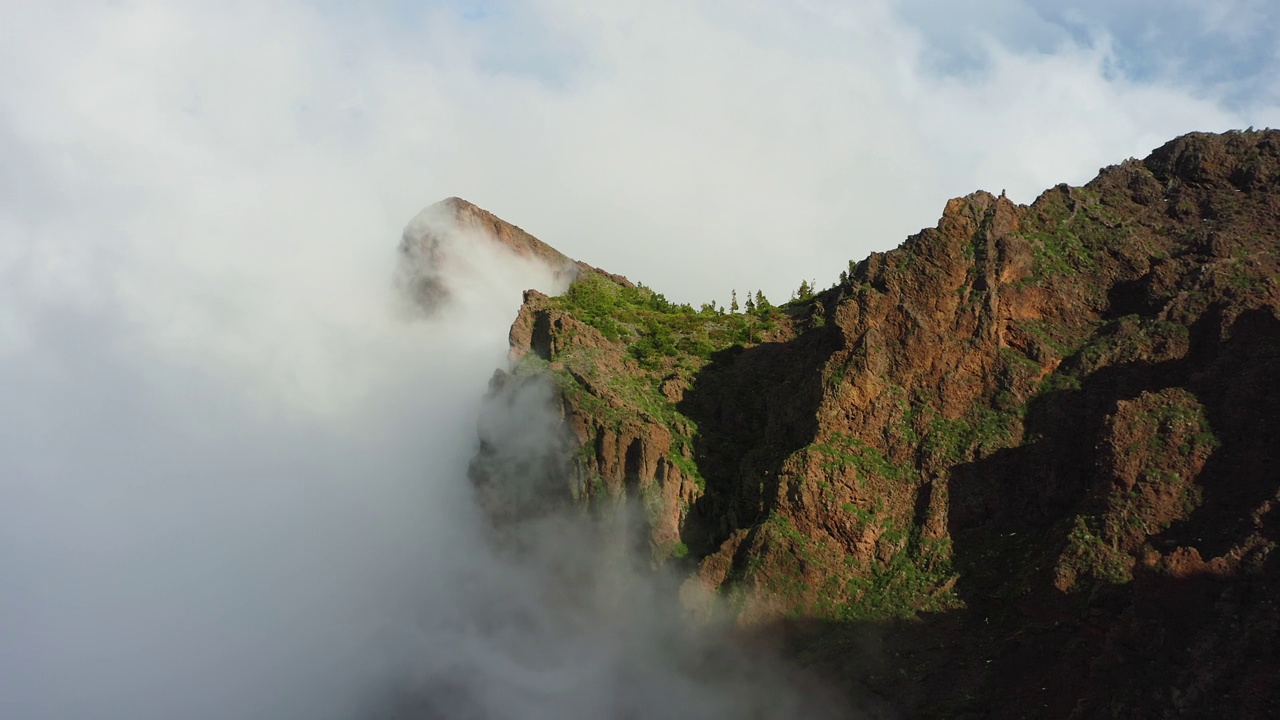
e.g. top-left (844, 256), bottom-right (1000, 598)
top-left (492, 287), bottom-right (714, 561)
top-left (473, 130), bottom-right (1280, 717)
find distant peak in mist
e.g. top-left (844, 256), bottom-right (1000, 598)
top-left (395, 197), bottom-right (580, 314)
top-left (431, 197), bottom-right (579, 269)
top-left (398, 198), bottom-right (637, 314)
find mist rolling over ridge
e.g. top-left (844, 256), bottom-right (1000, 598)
top-left (0, 203), bottom-right (557, 717)
top-left (1, 197), bottom-right (848, 719)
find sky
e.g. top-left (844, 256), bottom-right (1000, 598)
top-left (5, 1), bottom-right (1278, 314)
top-left (1, 2), bottom-right (1278, 719)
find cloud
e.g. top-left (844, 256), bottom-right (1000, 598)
top-left (7, 1), bottom-right (1273, 309)
top-left (1, 1), bottom-right (1278, 718)
top-left (318, 0), bottom-right (1279, 303)
top-left (0, 209), bottom-right (546, 718)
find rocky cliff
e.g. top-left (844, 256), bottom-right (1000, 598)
top-left (468, 130), bottom-right (1280, 718)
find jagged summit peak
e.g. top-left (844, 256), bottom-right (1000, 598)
top-left (408, 196), bottom-right (576, 268)
top-left (396, 197), bottom-right (582, 312)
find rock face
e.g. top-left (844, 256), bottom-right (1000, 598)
top-left (473, 130), bottom-right (1280, 717)
top-left (397, 196), bottom-right (634, 314)
top-left (397, 197), bottom-right (580, 312)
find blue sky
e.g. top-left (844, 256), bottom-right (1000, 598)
top-left (896, 0), bottom-right (1280, 107)
top-left (361, 0), bottom-right (1280, 111)
top-left (330, 0), bottom-right (1280, 302)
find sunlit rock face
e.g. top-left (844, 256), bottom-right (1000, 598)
top-left (470, 130), bottom-right (1280, 718)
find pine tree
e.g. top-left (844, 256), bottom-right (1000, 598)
top-left (730, 289), bottom-right (739, 314)
top-left (755, 290), bottom-right (771, 312)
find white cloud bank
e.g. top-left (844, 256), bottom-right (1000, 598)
top-left (1, 1), bottom-right (1277, 718)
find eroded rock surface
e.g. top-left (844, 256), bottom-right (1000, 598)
top-left (470, 130), bottom-right (1280, 718)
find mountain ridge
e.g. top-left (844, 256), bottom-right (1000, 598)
top-left (396, 196), bottom-right (635, 313)
top-left (466, 129), bottom-right (1280, 717)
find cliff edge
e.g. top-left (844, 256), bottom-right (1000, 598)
top-left (474, 130), bottom-right (1280, 718)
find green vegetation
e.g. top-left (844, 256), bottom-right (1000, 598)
top-left (640, 482), bottom-right (665, 526)
top-left (552, 272), bottom-right (784, 370)
top-left (1026, 227), bottom-right (1094, 279)
top-left (794, 279), bottom-right (815, 301)
top-left (1036, 371), bottom-right (1082, 396)
top-left (1075, 316), bottom-right (1189, 371)
top-left (526, 271), bottom-right (800, 565)
top-left (1025, 315), bottom-right (1193, 401)
top-left (810, 433), bottom-right (915, 484)
top-left (1225, 255), bottom-right (1273, 293)
top-left (1060, 514), bottom-right (1134, 586)
top-left (1056, 391), bottom-right (1218, 591)
top-left (751, 515), bottom-right (814, 606)
top-left (537, 272), bottom-right (795, 475)
top-left (1135, 397), bottom-right (1220, 457)
top-left (667, 445), bottom-right (706, 490)
top-left (743, 500), bottom-right (958, 623)
top-left (838, 521), bottom-right (958, 621)
top-left (840, 498), bottom-right (882, 527)
top-left (767, 513), bottom-right (810, 550)
top-left (1008, 185), bottom-right (1161, 285)
top-left (921, 402), bottom-right (1023, 465)
top-left (1016, 318), bottom-right (1080, 359)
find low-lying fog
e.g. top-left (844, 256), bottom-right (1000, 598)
top-left (2, 208), bottom-right (847, 719)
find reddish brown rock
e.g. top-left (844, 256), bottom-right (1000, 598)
top-left (473, 130), bottom-right (1280, 718)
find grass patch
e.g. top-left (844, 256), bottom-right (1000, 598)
top-left (810, 433), bottom-right (916, 483)
top-left (551, 272), bottom-right (783, 369)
